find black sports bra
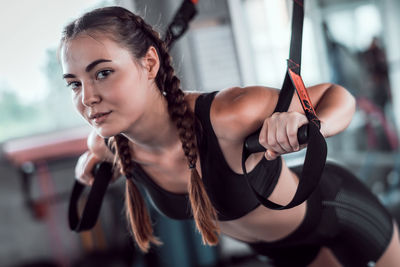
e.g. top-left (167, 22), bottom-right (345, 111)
top-left (130, 91), bottom-right (282, 221)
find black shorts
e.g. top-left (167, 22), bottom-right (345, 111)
top-left (247, 162), bottom-right (394, 267)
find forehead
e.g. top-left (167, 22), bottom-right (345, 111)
top-left (60, 34), bottom-right (132, 73)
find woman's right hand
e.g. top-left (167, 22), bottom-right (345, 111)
top-left (75, 129), bottom-right (119, 186)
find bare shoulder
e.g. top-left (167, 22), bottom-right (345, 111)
top-left (211, 86), bottom-right (279, 141)
top-left (184, 90), bottom-right (202, 112)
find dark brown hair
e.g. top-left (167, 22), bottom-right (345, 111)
top-left (60, 6), bottom-right (219, 252)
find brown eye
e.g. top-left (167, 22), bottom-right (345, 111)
top-left (67, 81), bottom-right (81, 91)
top-left (96, 69), bottom-right (114, 80)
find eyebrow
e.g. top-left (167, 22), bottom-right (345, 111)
top-left (63, 59), bottom-right (112, 79)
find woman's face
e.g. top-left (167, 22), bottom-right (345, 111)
top-left (60, 34), bottom-right (154, 137)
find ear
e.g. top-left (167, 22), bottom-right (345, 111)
top-left (142, 46), bottom-right (160, 79)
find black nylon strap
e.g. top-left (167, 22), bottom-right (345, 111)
top-left (243, 123), bottom-right (326, 209)
top-left (164, 0), bottom-right (198, 49)
top-left (289, 0), bottom-right (304, 68)
top-left (68, 162), bottom-right (113, 231)
top-left (242, 0), bottom-right (327, 210)
top-left (274, 0), bottom-right (304, 113)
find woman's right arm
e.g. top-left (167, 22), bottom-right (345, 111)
top-left (75, 129), bottom-right (119, 186)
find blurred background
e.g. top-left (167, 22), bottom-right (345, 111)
top-left (1, 0), bottom-right (400, 266)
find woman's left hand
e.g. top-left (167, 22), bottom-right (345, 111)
top-left (259, 111), bottom-right (309, 160)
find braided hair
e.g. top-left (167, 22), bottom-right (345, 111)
top-left (60, 6), bottom-right (219, 252)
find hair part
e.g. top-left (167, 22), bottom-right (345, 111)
top-left (61, 6), bottom-right (219, 252)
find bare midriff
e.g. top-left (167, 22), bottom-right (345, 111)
top-left (217, 161), bottom-right (307, 243)
top-left (140, 152), bottom-right (307, 244)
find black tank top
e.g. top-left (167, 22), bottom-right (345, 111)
top-left (130, 91), bottom-right (282, 221)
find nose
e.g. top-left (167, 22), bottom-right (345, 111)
top-left (82, 82), bottom-right (100, 107)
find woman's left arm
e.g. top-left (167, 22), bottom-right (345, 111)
top-left (288, 82), bottom-right (356, 138)
top-left (261, 83), bottom-right (355, 160)
top-left (209, 83), bottom-right (355, 161)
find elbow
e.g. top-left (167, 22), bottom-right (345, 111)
top-left (337, 84), bottom-right (357, 133)
top-left (342, 85), bottom-right (356, 117)
top-left (330, 83), bottom-right (356, 114)
top-left (349, 92), bottom-right (356, 117)
top-left (319, 83), bottom-right (357, 137)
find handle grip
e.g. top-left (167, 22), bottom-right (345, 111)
top-left (244, 124), bottom-right (309, 154)
top-left (91, 162), bottom-right (105, 176)
top-left (68, 161), bottom-right (113, 231)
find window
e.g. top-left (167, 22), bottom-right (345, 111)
top-left (230, 0), bottom-right (326, 88)
top-left (0, 0), bottom-right (115, 143)
top-left (323, 3), bottom-right (382, 51)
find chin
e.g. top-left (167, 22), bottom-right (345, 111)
top-left (95, 127), bottom-right (118, 139)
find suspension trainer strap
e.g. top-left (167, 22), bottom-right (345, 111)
top-left (69, 162), bottom-right (113, 231)
top-left (242, 0), bottom-right (327, 210)
top-left (68, 0), bottom-right (199, 232)
top-left (274, 0), bottom-right (304, 113)
top-left (164, 0), bottom-right (198, 49)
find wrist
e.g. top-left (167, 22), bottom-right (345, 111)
top-left (319, 120), bottom-right (329, 138)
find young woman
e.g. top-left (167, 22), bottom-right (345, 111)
top-left (60, 6), bottom-right (400, 267)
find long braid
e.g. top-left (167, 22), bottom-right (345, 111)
top-left (113, 135), bottom-right (161, 252)
top-left (133, 15), bottom-right (220, 245)
top-left (60, 6), bottom-right (219, 251)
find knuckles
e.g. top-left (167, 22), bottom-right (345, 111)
top-left (276, 134), bottom-right (287, 144)
top-left (260, 111), bottom-right (307, 153)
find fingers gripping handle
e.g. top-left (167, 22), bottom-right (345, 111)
top-left (242, 122), bottom-right (327, 210)
top-left (244, 124), bottom-right (309, 154)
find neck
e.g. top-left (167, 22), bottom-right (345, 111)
top-left (122, 91), bottom-right (182, 155)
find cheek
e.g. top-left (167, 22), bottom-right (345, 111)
top-left (72, 93), bottom-right (85, 116)
top-left (105, 77), bottom-right (138, 104)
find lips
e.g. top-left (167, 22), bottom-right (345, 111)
top-left (89, 111), bottom-right (112, 124)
